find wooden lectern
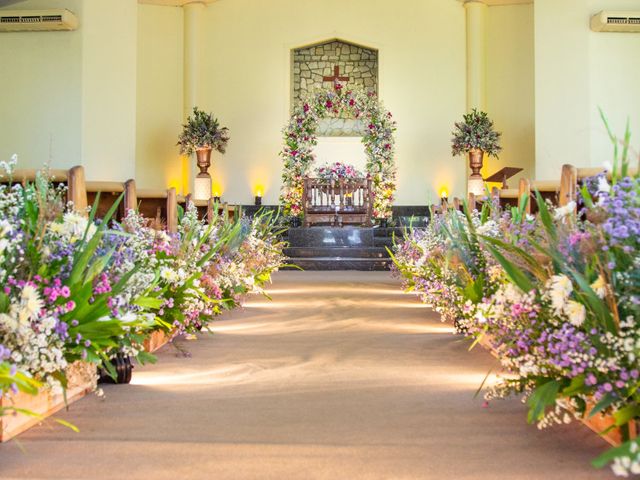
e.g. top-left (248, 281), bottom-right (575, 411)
top-left (485, 167), bottom-right (523, 189)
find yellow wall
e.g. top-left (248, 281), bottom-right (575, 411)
top-left (589, 0), bottom-right (640, 168)
top-left (0, 0), bottom-right (138, 180)
top-left (535, 0), bottom-right (640, 180)
top-left (192, 0), bottom-right (467, 205)
top-left (0, 0), bottom-right (83, 169)
top-left (3, 0), bottom-right (637, 199)
top-left (136, 4), bottom-right (184, 191)
top-left (81, 0), bottom-right (138, 181)
top-left (486, 4), bottom-right (535, 185)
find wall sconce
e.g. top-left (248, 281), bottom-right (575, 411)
top-left (255, 189), bottom-right (262, 206)
top-left (440, 188), bottom-right (448, 206)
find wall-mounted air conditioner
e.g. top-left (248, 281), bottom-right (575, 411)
top-left (0, 9), bottom-right (78, 32)
top-left (591, 11), bottom-right (640, 32)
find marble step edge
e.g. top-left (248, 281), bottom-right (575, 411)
top-left (282, 258), bottom-right (391, 271)
top-left (284, 247), bottom-right (390, 259)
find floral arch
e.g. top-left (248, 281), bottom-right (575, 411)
top-left (280, 86), bottom-right (397, 219)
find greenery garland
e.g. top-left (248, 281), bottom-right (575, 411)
top-left (279, 86), bottom-right (397, 219)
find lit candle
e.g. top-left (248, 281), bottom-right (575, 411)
top-left (213, 192), bottom-right (221, 203)
top-left (255, 190), bottom-right (262, 206)
top-left (440, 188), bottom-right (448, 205)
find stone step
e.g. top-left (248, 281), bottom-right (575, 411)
top-left (373, 227), bottom-right (406, 237)
top-left (374, 237), bottom-right (396, 248)
top-left (282, 257), bottom-right (391, 271)
top-left (287, 227), bottom-right (375, 247)
top-left (284, 246), bottom-right (390, 259)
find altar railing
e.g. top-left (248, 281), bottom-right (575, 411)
top-left (303, 177), bottom-right (372, 227)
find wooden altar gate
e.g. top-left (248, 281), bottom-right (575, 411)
top-left (303, 177), bottom-right (373, 227)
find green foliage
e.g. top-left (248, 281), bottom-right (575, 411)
top-left (0, 363), bottom-right (40, 397)
top-left (177, 107), bottom-right (230, 156)
top-left (599, 108), bottom-right (635, 183)
top-left (526, 380), bottom-right (560, 423)
top-left (593, 439), bottom-right (640, 469)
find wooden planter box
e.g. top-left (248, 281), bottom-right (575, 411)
top-left (143, 330), bottom-right (171, 353)
top-left (0, 361), bottom-right (97, 442)
top-left (473, 331), bottom-right (638, 447)
top-left (581, 403), bottom-right (638, 447)
top-left (476, 332), bottom-right (500, 359)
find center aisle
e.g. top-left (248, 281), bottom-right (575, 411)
top-left (0, 272), bottom-right (612, 479)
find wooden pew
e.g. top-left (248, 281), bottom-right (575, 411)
top-left (85, 180), bottom-right (124, 220)
top-left (0, 168), bottom-right (68, 184)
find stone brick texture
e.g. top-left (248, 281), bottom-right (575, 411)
top-left (293, 40), bottom-right (378, 104)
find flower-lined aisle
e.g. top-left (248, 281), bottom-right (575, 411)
top-left (0, 157), bottom-right (285, 433)
top-left (392, 154), bottom-right (639, 476)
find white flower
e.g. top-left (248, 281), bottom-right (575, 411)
top-left (120, 312), bottom-right (137, 323)
top-left (50, 212), bottom-right (97, 242)
top-left (547, 275), bottom-right (573, 313)
top-left (19, 284), bottom-right (43, 322)
top-left (565, 301), bottom-right (586, 327)
top-left (553, 201), bottom-right (576, 220)
top-left (590, 275), bottom-right (608, 298)
top-left (0, 312), bottom-right (18, 330)
top-left (597, 176), bottom-right (611, 194)
top-left (476, 220), bottom-right (498, 236)
top-left (612, 457), bottom-right (630, 477)
top-left (160, 267), bottom-right (179, 283)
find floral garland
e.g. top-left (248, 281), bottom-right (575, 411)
top-left (315, 162), bottom-right (364, 182)
top-left (280, 86), bottom-right (396, 219)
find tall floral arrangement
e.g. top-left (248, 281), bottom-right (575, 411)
top-left (280, 85), bottom-right (396, 220)
top-left (177, 107), bottom-right (230, 155)
top-left (451, 109), bottom-right (502, 158)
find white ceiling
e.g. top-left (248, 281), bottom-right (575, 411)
top-left (138, 0), bottom-right (216, 5)
top-left (482, 0), bottom-right (532, 4)
top-left (136, 0), bottom-right (533, 6)
top-left (460, 0), bottom-right (533, 4)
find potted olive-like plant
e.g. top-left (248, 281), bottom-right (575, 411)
top-left (177, 107), bottom-right (230, 199)
top-left (451, 109), bottom-right (501, 190)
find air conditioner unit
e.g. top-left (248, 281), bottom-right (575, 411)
top-left (591, 11), bottom-right (640, 32)
top-left (0, 9), bottom-right (78, 32)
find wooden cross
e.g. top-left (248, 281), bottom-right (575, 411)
top-left (323, 65), bottom-right (349, 90)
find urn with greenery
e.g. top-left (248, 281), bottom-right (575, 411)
top-left (451, 109), bottom-right (502, 181)
top-left (177, 107), bottom-right (230, 177)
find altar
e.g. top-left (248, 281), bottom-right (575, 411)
top-left (303, 176), bottom-right (373, 227)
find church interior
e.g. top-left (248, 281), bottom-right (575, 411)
top-left (0, 1), bottom-right (639, 478)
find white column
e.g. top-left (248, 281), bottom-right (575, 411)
top-left (464, 1), bottom-right (487, 195)
top-left (183, 1), bottom-right (207, 197)
top-left (465, 1), bottom-right (487, 112)
top-left (183, 1), bottom-right (206, 119)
